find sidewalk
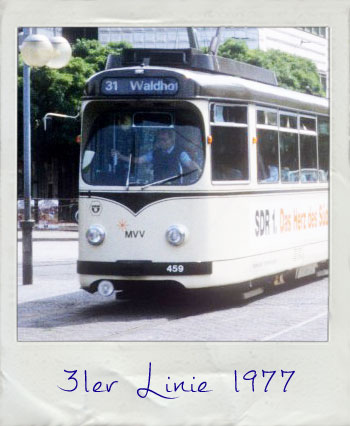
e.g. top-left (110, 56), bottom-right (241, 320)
top-left (17, 223), bottom-right (78, 241)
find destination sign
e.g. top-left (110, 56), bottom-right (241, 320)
top-left (101, 77), bottom-right (179, 95)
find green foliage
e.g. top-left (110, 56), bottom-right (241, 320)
top-left (218, 39), bottom-right (249, 62)
top-left (217, 39), bottom-right (325, 96)
top-left (18, 38), bottom-right (133, 197)
top-left (72, 39), bottom-right (131, 73)
top-left (18, 38), bottom-right (132, 151)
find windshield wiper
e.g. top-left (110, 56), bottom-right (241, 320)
top-left (125, 153), bottom-right (132, 190)
top-left (141, 169), bottom-right (197, 190)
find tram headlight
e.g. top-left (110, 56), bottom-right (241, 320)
top-left (166, 225), bottom-right (187, 246)
top-left (86, 225), bottom-right (105, 246)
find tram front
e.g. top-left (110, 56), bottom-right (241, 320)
top-left (77, 60), bottom-right (213, 296)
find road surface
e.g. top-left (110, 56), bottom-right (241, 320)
top-left (17, 239), bottom-right (328, 342)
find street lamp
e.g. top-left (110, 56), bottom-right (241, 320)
top-left (20, 29), bottom-right (72, 285)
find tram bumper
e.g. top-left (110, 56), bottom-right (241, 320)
top-left (77, 260), bottom-right (212, 276)
top-left (77, 260), bottom-right (213, 294)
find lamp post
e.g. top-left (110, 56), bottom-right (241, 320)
top-left (20, 28), bottom-right (72, 285)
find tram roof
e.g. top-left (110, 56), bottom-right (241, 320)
top-left (84, 66), bottom-right (329, 115)
top-left (186, 67), bottom-right (328, 115)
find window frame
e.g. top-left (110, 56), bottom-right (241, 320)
top-left (210, 103), bottom-right (248, 127)
top-left (256, 108), bottom-right (324, 185)
top-left (317, 115), bottom-right (330, 182)
top-left (256, 106), bottom-right (279, 128)
top-left (299, 114), bottom-right (318, 184)
top-left (81, 104), bottom-right (206, 187)
top-left (299, 114), bottom-right (317, 134)
top-left (210, 102), bottom-right (250, 185)
top-left (256, 107), bottom-right (280, 184)
top-left (256, 128), bottom-right (280, 184)
top-left (279, 111), bottom-right (298, 131)
top-left (279, 130), bottom-right (300, 184)
top-left (299, 133), bottom-right (319, 183)
top-left (132, 111), bottom-right (174, 128)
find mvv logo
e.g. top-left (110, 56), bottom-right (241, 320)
top-left (125, 230), bottom-right (145, 238)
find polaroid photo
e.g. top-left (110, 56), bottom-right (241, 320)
top-left (0, 0), bottom-right (349, 425)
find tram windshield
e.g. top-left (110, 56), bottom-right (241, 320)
top-left (82, 108), bottom-right (204, 187)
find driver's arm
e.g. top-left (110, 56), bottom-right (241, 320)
top-left (180, 151), bottom-right (201, 171)
top-left (111, 150), bottom-right (153, 164)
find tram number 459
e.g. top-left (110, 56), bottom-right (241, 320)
top-left (255, 209), bottom-right (277, 237)
top-left (166, 265), bottom-right (184, 273)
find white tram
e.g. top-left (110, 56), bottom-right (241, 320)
top-left (77, 48), bottom-right (329, 297)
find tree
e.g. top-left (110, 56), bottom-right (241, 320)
top-left (217, 39), bottom-right (325, 96)
top-left (18, 39), bottom-right (132, 147)
top-left (72, 39), bottom-right (131, 73)
top-left (17, 38), bottom-right (131, 198)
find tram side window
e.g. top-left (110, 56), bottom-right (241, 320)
top-left (280, 114), bottom-right (297, 129)
top-left (211, 127), bottom-right (248, 181)
top-left (300, 135), bottom-right (317, 182)
top-left (300, 116), bottom-right (316, 132)
top-left (257, 110), bottom-right (278, 126)
top-left (280, 132), bottom-right (299, 182)
top-left (257, 129), bottom-right (279, 182)
top-left (318, 116), bottom-right (329, 182)
top-left (210, 105), bottom-right (247, 124)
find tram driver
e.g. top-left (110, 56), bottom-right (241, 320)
top-left (113, 128), bottom-right (201, 183)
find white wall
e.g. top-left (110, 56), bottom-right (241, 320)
top-left (258, 28), bottom-right (328, 75)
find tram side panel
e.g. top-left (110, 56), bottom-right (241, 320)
top-left (247, 189), bottom-right (328, 279)
top-left (78, 188), bottom-right (328, 290)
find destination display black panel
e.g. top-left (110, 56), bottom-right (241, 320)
top-left (101, 77), bottom-right (179, 95)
